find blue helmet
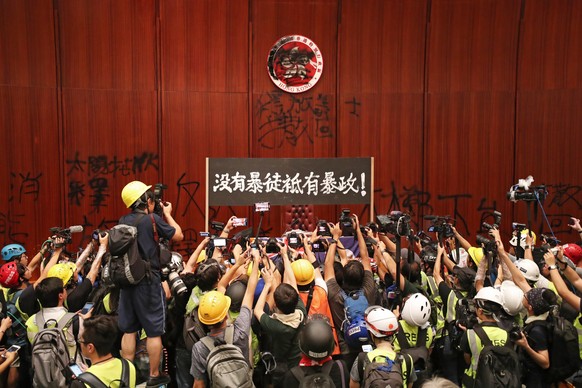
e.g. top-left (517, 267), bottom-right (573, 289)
top-left (2, 244), bottom-right (26, 262)
top-left (342, 316), bottom-right (369, 348)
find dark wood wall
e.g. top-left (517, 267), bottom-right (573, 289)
top-left (1, 0), bottom-right (580, 256)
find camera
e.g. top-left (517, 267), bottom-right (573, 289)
top-left (541, 234), bottom-right (560, 248)
top-left (425, 215), bottom-right (454, 239)
top-left (311, 241), bottom-right (327, 253)
top-left (509, 326), bottom-right (523, 342)
top-left (377, 211), bottom-right (411, 237)
top-left (287, 232), bottom-right (302, 249)
top-left (153, 183), bottom-right (168, 217)
top-left (416, 231), bottom-right (433, 248)
top-left (476, 235), bottom-right (497, 253)
top-left (512, 222), bottom-right (526, 231)
top-left (507, 176), bottom-right (547, 202)
top-left (160, 251), bottom-right (187, 296)
top-left (232, 218), bottom-right (247, 227)
top-left (483, 211), bottom-right (502, 231)
top-left (265, 237), bottom-right (280, 254)
top-left (317, 220), bottom-right (331, 237)
top-left (49, 225), bottom-right (84, 247)
top-left (456, 298), bottom-right (478, 330)
top-left (211, 221), bottom-right (225, 232)
top-left (339, 209), bottom-right (354, 236)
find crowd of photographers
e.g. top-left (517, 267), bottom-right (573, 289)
top-left (0, 179), bottom-right (582, 388)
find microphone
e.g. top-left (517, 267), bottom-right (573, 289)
top-left (67, 225), bottom-right (84, 233)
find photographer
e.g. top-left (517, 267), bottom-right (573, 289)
top-left (118, 180), bottom-right (183, 387)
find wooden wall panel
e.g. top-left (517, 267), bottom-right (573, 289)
top-left (519, 0), bottom-right (582, 90)
top-left (61, 90), bottom-right (159, 245)
top-left (0, 88), bottom-right (61, 251)
top-left (57, 0), bottom-right (156, 90)
top-left (514, 0), bottom-right (582, 238)
top-left (428, 0), bottom-right (522, 92)
top-left (338, 0), bottom-right (427, 226)
top-left (161, 0), bottom-right (249, 92)
top-left (425, 0), bottom-right (521, 239)
top-left (0, 0), bottom-right (581, 254)
top-left (0, 0), bottom-right (56, 87)
top-left (250, 0), bottom-right (339, 230)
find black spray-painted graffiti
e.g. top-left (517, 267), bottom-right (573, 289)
top-left (67, 152), bottom-right (160, 212)
top-left (255, 91), bottom-right (332, 149)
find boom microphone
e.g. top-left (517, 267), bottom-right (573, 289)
top-left (67, 225), bottom-right (84, 233)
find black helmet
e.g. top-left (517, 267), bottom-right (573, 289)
top-left (225, 280), bottom-right (247, 313)
top-left (298, 314), bottom-right (335, 361)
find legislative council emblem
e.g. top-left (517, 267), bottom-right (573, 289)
top-left (267, 35), bottom-right (323, 93)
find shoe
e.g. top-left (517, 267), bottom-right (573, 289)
top-left (146, 373), bottom-right (171, 387)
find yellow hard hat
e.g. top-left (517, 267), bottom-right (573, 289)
top-left (47, 262), bottom-right (76, 287)
top-left (291, 259), bottom-right (315, 286)
top-left (198, 291), bottom-right (231, 325)
top-left (121, 181), bottom-right (152, 208)
top-left (468, 247), bottom-right (484, 265)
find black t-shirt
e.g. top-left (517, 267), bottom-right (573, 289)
top-left (119, 211), bottom-right (176, 271)
top-left (18, 278), bottom-right (93, 316)
top-left (522, 320), bottom-right (549, 386)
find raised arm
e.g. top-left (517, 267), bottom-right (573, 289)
top-left (217, 244), bottom-right (247, 294)
top-left (492, 229), bottom-right (531, 293)
top-left (85, 233), bottom-right (108, 284)
top-left (544, 251), bottom-right (581, 312)
top-left (183, 237), bottom-right (210, 274)
top-left (452, 226), bottom-right (472, 251)
top-left (324, 223), bottom-right (341, 281)
top-left (162, 202), bottom-right (183, 241)
top-left (353, 215), bottom-right (371, 271)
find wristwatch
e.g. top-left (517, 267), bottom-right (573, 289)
top-left (548, 265), bottom-right (557, 270)
top-left (524, 245), bottom-right (531, 250)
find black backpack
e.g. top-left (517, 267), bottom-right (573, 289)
top-left (74, 358), bottom-right (131, 388)
top-left (525, 314), bottom-right (581, 384)
top-left (395, 324), bottom-right (430, 375)
top-left (183, 306), bottom-right (208, 352)
top-left (104, 213), bottom-right (150, 287)
top-left (471, 325), bottom-right (521, 388)
top-left (289, 360), bottom-right (344, 388)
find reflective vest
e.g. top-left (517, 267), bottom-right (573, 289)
top-left (574, 313), bottom-right (582, 359)
top-left (445, 289), bottom-right (467, 323)
top-left (464, 325), bottom-right (509, 382)
top-left (393, 319), bottom-right (434, 352)
top-left (298, 285), bottom-right (340, 355)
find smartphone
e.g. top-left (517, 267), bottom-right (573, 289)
top-left (81, 302), bottom-right (94, 314)
top-left (2, 345), bottom-right (20, 358)
top-left (232, 218), bottom-right (247, 227)
top-left (569, 217), bottom-right (577, 226)
top-left (68, 363), bottom-right (83, 377)
top-left (200, 232), bottom-right (210, 237)
top-left (214, 238), bottom-right (227, 247)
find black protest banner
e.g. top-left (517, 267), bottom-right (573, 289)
top-left (207, 158), bottom-right (373, 206)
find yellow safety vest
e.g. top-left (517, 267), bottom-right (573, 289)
top-left (464, 325), bottom-right (509, 383)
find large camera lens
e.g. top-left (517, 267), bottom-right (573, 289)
top-left (167, 272), bottom-right (187, 296)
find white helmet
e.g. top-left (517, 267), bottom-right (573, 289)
top-left (516, 259), bottom-right (540, 282)
top-left (500, 281), bottom-right (524, 316)
top-left (364, 306), bottom-right (398, 338)
top-left (474, 286), bottom-right (504, 306)
top-left (401, 293), bottom-right (432, 328)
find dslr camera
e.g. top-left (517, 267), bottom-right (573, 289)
top-left (339, 209), bottom-right (354, 236)
top-left (153, 183), bottom-right (168, 217)
top-left (482, 211), bottom-right (502, 231)
top-left (287, 232), bottom-right (302, 249)
top-left (265, 237), bottom-right (280, 254)
top-left (317, 220), bottom-right (331, 237)
top-left (160, 251), bottom-right (187, 296)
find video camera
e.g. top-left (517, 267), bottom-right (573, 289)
top-left (424, 215), bottom-right (454, 239)
top-left (507, 176), bottom-right (547, 202)
top-left (376, 211), bottom-right (411, 237)
top-left (49, 225), bottom-right (84, 248)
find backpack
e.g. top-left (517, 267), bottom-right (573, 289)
top-left (395, 324), bottom-right (430, 374)
top-left (289, 360), bottom-right (344, 388)
top-left (471, 325), bottom-right (520, 388)
top-left (104, 213), bottom-right (150, 288)
top-left (183, 306), bottom-right (208, 352)
top-left (31, 312), bottom-right (79, 388)
top-left (358, 351), bottom-right (411, 388)
top-left (341, 289), bottom-right (369, 348)
top-left (200, 325), bottom-right (253, 388)
top-left (5, 289), bottom-right (28, 347)
top-left (525, 314), bottom-right (581, 383)
top-left (75, 358), bottom-right (131, 388)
